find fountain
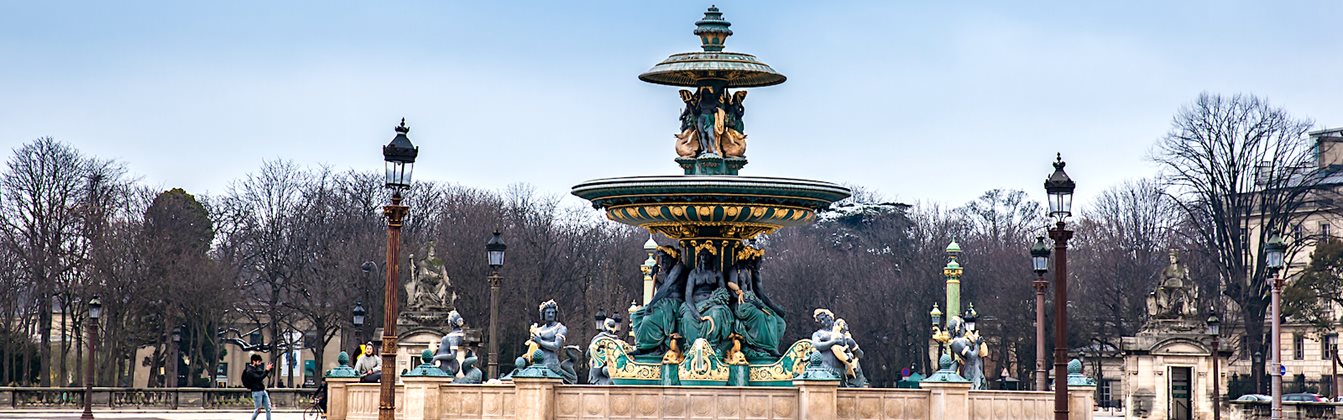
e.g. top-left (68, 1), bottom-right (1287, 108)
top-left (572, 6), bottom-right (850, 387)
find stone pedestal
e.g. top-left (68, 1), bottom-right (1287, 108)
top-left (325, 377), bottom-right (358, 420)
top-left (513, 377), bottom-right (561, 420)
top-left (794, 379), bottom-right (840, 420)
top-left (401, 376), bottom-right (453, 420)
top-left (1070, 384), bottom-right (1097, 420)
top-left (923, 381), bottom-right (972, 419)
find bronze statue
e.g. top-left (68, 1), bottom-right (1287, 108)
top-left (680, 245), bottom-right (733, 355)
top-left (674, 86), bottom-right (750, 159)
top-left (632, 246), bottom-right (688, 356)
top-left (432, 310), bottom-right (467, 376)
top-left (586, 316), bottom-right (622, 385)
top-left (512, 300), bottom-right (578, 383)
top-left (675, 90), bottom-right (701, 157)
top-left (727, 244), bottom-right (785, 358)
top-left (720, 90), bottom-right (747, 157)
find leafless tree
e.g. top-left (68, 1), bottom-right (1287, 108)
top-left (1153, 92), bottom-right (1322, 390)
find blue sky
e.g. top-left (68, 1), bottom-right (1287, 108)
top-left (2, 1), bottom-right (1341, 208)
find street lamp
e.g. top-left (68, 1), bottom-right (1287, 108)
top-left (352, 301), bottom-right (366, 345)
top-left (1044, 153), bottom-right (1075, 420)
top-left (378, 118), bottom-right (417, 420)
top-left (170, 326), bottom-right (182, 387)
top-left (1030, 236), bottom-right (1050, 391)
top-left (929, 303), bottom-right (948, 367)
top-left (485, 230), bottom-right (507, 379)
top-left (82, 296), bottom-right (102, 420)
top-left (1208, 314), bottom-right (1222, 420)
top-left (1266, 235), bottom-right (1286, 420)
top-left (594, 308), bottom-right (607, 332)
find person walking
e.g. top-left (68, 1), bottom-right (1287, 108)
top-left (242, 354), bottom-right (274, 420)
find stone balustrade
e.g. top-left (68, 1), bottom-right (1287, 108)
top-left (325, 377), bottom-right (1096, 420)
top-left (0, 386), bottom-right (316, 410)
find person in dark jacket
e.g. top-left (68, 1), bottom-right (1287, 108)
top-left (241, 354), bottom-right (274, 420)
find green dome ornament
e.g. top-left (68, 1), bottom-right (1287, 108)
top-left (324, 351), bottom-right (359, 378)
top-left (403, 349), bottom-right (451, 377)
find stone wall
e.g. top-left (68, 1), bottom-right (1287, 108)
top-left (326, 377), bottom-right (1095, 420)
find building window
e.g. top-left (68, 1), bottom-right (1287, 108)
top-left (1326, 335), bottom-right (1338, 360)
top-left (1322, 223), bottom-right (1332, 239)
top-left (1294, 334), bottom-right (1305, 360)
top-left (1294, 224), bottom-right (1304, 240)
top-left (248, 331), bottom-right (263, 346)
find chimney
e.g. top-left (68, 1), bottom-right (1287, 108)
top-left (1313, 128), bottom-right (1343, 169)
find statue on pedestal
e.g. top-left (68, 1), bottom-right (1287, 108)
top-left (1146, 250), bottom-right (1199, 321)
top-left (406, 242), bottom-right (455, 312)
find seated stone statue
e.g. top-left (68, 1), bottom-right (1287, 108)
top-left (432, 310), bottom-right (467, 376)
top-left (632, 246), bottom-right (687, 356)
top-left (511, 299), bottom-right (577, 384)
top-left (679, 246), bottom-right (734, 356)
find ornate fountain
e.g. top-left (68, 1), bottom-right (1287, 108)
top-left (572, 6), bottom-right (850, 387)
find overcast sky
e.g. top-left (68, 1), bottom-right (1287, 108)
top-left (3, 1), bottom-right (1341, 209)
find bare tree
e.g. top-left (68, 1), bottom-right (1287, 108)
top-left (1153, 92), bottom-right (1321, 390)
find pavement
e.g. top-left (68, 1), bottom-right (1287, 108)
top-left (0, 411), bottom-right (307, 420)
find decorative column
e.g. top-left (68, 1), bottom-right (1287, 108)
top-left (944, 241), bottom-right (962, 320)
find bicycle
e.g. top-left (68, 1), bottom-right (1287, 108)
top-left (304, 383), bottom-right (327, 420)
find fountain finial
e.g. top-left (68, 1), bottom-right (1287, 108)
top-left (694, 5), bottom-right (734, 52)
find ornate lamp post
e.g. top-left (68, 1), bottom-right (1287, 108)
top-left (352, 301), bottom-right (366, 345)
top-left (594, 308), bottom-right (607, 332)
top-left (379, 118), bottom-right (417, 420)
top-left (929, 303), bottom-right (948, 367)
top-left (82, 296), bottom-right (102, 420)
top-left (1208, 314), bottom-right (1221, 420)
top-left (1030, 236), bottom-right (1050, 391)
top-left (1044, 153), bottom-right (1075, 420)
top-left (1266, 235), bottom-right (1286, 420)
top-left (485, 230), bottom-right (506, 379)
